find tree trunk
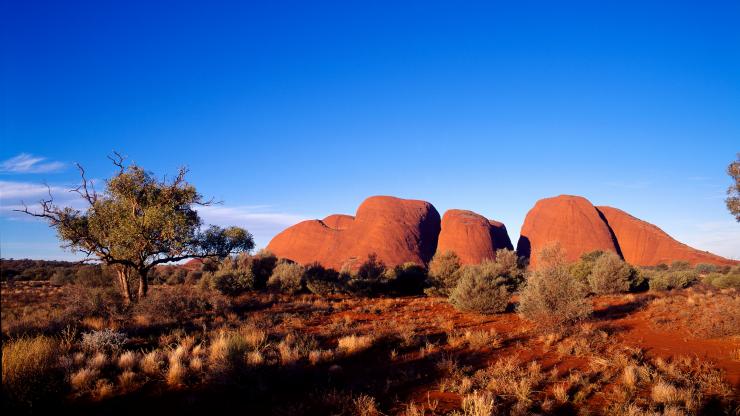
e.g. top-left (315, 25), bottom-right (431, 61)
top-left (116, 268), bottom-right (133, 305)
top-left (137, 269), bottom-right (149, 299)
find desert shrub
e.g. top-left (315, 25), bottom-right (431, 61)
top-left (184, 270), bottom-right (203, 284)
top-left (66, 285), bottom-right (126, 318)
top-left (346, 254), bottom-right (388, 296)
top-left (694, 263), bottom-right (717, 274)
top-left (304, 263), bottom-right (342, 296)
top-left (517, 245), bottom-right (592, 327)
top-left (587, 252), bottom-right (635, 294)
top-left (80, 328), bottom-right (127, 354)
top-left (648, 270), bottom-right (699, 291)
top-left (569, 250), bottom-right (605, 285)
top-left (165, 268), bottom-right (188, 285)
top-left (2, 336), bottom-right (64, 411)
top-left (135, 286), bottom-right (228, 323)
top-left (240, 250), bottom-right (278, 289)
top-left (75, 265), bottom-right (114, 287)
top-left (670, 260), bottom-right (691, 271)
top-left (426, 251), bottom-right (462, 296)
top-left (449, 267), bottom-right (510, 314)
top-left (386, 262), bottom-right (427, 295)
top-left (199, 256), bottom-right (257, 295)
top-left (50, 269), bottom-right (75, 285)
top-left (702, 272), bottom-right (740, 289)
top-left (268, 260), bottom-right (305, 294)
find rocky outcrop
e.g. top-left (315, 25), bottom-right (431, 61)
top-left (266, 196), bottom-right (440, 270)
top-left (596, 206), bottom-right (737, 267)
top-left (436, 209), bottom-right (513, 264)
top-left (517, 195), bottom-right (620, 268)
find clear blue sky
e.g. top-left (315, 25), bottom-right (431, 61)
top-left (1, 0), bottom-right (738, 260)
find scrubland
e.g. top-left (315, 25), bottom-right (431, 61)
top-left (2, 251), bottom-right (739, 415)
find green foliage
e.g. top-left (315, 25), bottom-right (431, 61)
top-left (569, 250), bottom-right (605, 285)
top-left (587, 252), bottom-right (635, 294)
top-left (237, 250), bottom-right (278, 290)
top-left (304, 263), bottom-right (342, 296)
top-left (385, 262), bottom-right (427, 295)
top-left (726, 153), bottom-right (740, 222)
top-left (694, 263), bottom-right (717, 274)
top-left (66, 285), bottom-right (126, 318)
top-left (670, 260), bottom-right (692, 271)
top-left (517, 245), bottom-right (592, 327)
top-left (425, 251), bottom-right (462, 296)
top-left (647, 269), bottom-right (699, 291)
top-left (448, 266), bottom-right (510, 314)
top-left (268, 260), bottom-right (305, 294)
top-left (702, 272), bottom-right (740, 289)
top-left (199, 256), bottom-right (257, 296)
top-left (17, 156), bottom-right (254, 301)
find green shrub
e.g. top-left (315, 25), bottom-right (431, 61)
top-left (587, 252), bottom-right (635, 294)
top-left (268, 260), bottom-right (305, 294)
top-left (426, 251), bottom-right (462, 296)
top-left (448, 266), bottom-right (510, 314)
top-left (49, 270), bottom-right (75, 285)
top-left (199, 256), bottom-right (257, 295)
top-left (517, 245), bottom-right (592, 327)
top-left (648, 270), bottom-right (699, 291)
top-left (75, 265), bottom-right (114, 287)
top-left (238, 250), bottom-right (278, 289)
top-left (482, 249), bottom-right (524, 288)
top-left (2, 336), bottom-right (64, 411)
top-left (304, 263), bottom-right (343, 296)
top-left (702, 272), bottom-right (740, 289)
top-left (346, 254), bottom-right (388, 297)
top-left (569, 250), bottom-right (605, 285)
top-left (695, 263), bottom-right (717, 274)
top-left (386, 262), bottom-right (427, 295)
top-left (66, 285), bottom-right (126, 318)
top-left (670, 260), bottom-right (691, 271)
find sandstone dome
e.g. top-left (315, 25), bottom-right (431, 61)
top-left (517, 195), bottom-right (620, 268)
top-left (597, 206), bottom-right (737, 267)
top-left (266, 196), bottom-right (440, 270)
top-left (436, 209), bottom-right (513, 264)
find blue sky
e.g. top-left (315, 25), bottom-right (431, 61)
top-left (1, 0), bottom-right (738, 260)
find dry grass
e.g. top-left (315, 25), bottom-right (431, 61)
top-left (337, 334), bottom-right (374, 354)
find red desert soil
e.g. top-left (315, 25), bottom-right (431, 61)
top-left (597, 205), bottom-right (738, 267)
top-left (516, 195), bottom-right (620, 268)
top-left (267, 195), bottom-right (441, 270)
top-left (436, 209), bottom-right (514, 265)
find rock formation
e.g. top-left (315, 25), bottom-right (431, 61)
top-left (596, 206), bottom-right (737, 267)
top-left (266, 196), bottom-right (440, 270)
top-left (517, 195), bottom-right (620, 268)
top-left (436, 209), bottom-right (513, 264)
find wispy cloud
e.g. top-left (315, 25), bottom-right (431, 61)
top-left (197, 204), bottom-right (309, 247)
top-left (0, 153), bottom-right (67, 174)
top-left (680, 220), bottom-right (740, 260)
top-left (0, 180), bottom-right (80, 220)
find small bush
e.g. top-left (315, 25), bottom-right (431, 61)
top-left (242, 250), bottom-right (278, 289)
top-left (587, 252), bottom-right (635, 294)
top-left (670, 260), bottom-right (691, 271)
top-left (702, 272), bottom-right (740, 289)
top-left (517, 245), bottom-right (592, 327)
top-left (268, 260), bottom-right (305, 294)
top-left (2, 336), bottom-right (64, 410)
top-left (449, 266), bottom-right (510, 314)
top-left (346, 254), bottom-right (388, 297)
top-left (386, 262), bottom-right (427, 295)
top-left (304, 263), bottom-right (343, 296)
top-left (648, 270), bottom-right (698, 291)
top-left (80, 328), bottom-right (127, 354)
top-left (199, 256), bottom-right (257, 295)
top-left (694, 263), bottom-right (717, 274)
top-left (569, 250), bottom-right (605, 285)
top-left (50, 270), bottom-right (75, 286)
top-left (426, 251), bottom-right (462, 296)
top-left (66, 285), bottom-right (126, 318)
top-left (135, 286), bottom-right (228, 323)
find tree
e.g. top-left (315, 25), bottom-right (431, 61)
top-left (727, 154), bottom-right (740, 222)
top-left (16, 153), bottom-right (254, 303)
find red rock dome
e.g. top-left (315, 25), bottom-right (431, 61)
top-left (266, 196), bottom-right (440, 270)
top-left (597, 206), bottom-right (737, 267)
top-left (436, 209), bottom-right (513, 264)
top-left (517, 195), bottom-right (620, 268)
